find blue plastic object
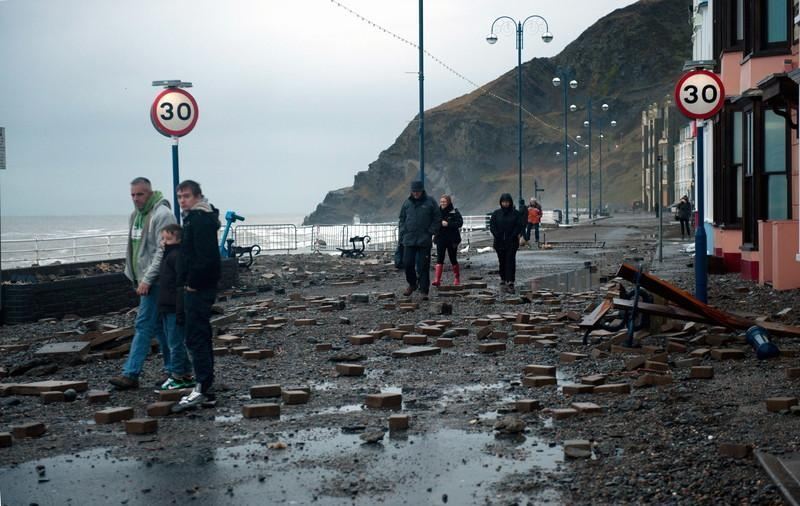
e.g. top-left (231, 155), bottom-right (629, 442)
top-left (219, 210), bottom-right (245, 257)
top-left (745, 326), bottom-right (780, 359)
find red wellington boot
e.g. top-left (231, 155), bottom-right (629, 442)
top-left (432, 264), bottom-right (444, 287)
top-left (453, 264), bottom-right (461, 286)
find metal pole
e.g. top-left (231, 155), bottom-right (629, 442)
top-left (587, 98), bottom-right (592, 217)
top-left (418, 0), bottom-right (425, 185)
top-left (517, 22), bottom-right (524, 210)
top-left (563, 81), bottom-right (569, 223)
top-left (171, 137), bottom-right (180, 222)
top-left (695, 123), bottom-right (707, 302)
top-left (599, 131), bottom-right (603, 215)
top-left (658, 156), bottom-right (663, 262)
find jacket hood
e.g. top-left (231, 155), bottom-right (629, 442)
top-left (499, 193), bottom-right (514, 205)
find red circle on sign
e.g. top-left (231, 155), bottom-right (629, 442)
top-left (150, 88), bottom-right (199, 137)
top-left (674, 70), bottom-right (725, 120)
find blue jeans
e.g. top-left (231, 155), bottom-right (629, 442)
top-left (122, 285), bottom-right (167, 379)
top-left (184, 288), bottom-right (216, 393)
top-left (161, 313), bottom-right (192, 377)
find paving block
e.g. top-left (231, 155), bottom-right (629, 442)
top-left (146, 401), bottom-right (175, 417)
top-left (513, 335), bottom-right (531, 345)
top-left (561, 383), bottom-right (595, 395)
top-left (666, 341), bottom-right (688, 353)
top-left (532, 339), bottom-right (557, 348)
top-left (95, 407), bottom-right (135, 424)
top-left (388, 414), bottom-right (410, 431)
top-left (786, 367), bottom-right (800, 379)
top-left (690, 366), bottom-right (714, 379)
top-left (522, 375), bottom-right (557, 387)
top-left (766, 397), bottom-right (799, 412)
top-left (11, 422), bottom-right (46, 438)
top-left (242, 350), bottom-right (266, 360)
top-left (674, 358), bottom-right (701, 368)
top-left (242, 403), bottom-right (280, 418)
top-left (580, 374), bottom-right (607, 386)
top-left (315, 343), bottom-right (333, 352)
top-left (250, 384), bottom-right (282, 398)
top-left (634, 374), bottom-right (673, 387)
top-left (231, 346), bottom-right (251, 355)
top-left (478, 342), bottom-right (506, 354)
top-left (593, 383), bottom-right (631, 395)
top-left (524, 364), bottom-right (556, 376)
top-left (644, 360), bottom-right (670, 372)
top-left (718, 442), bottom-right (752, 459)
top-left (550, 408), bottom-right (578, 420)
top-left (40, 390), bottom-right (65, 404)
top-left (158, 389), bottom-right (191, 402)
top-left (0, 432), bottom-right (11, 447)
top-left (564, 439), bottom-right (592, 458)
top-left (215, 334), bottom-right (243, 345)
top-left (435, 338), bottom-right (454, 348)
top-left (213, 347), bottom-right (230, 356)
top-left (392, 346), bottom-right (442, 358)
top-left (516, 399), bottom-right (541, 412)
top-left (559, 352), bottom-right (588, 364)
top-left (282, 390), bottom-right (310, 405)
top-left (87, 390), bottom-right (111, 404)
top-left (125, 418), bottom-right (158, 435)
top-left (571, 402), bottom-right (603, 414)
top-left (711, 348), bottom-right (746, 360)
top-left (294, 318), bottom-right (317, 326)
top-left (336, 363), bottom-right (365, 376)
top-left (417, 326), bottom-right (443, 337)
top-left (491, 330), bottom-right (509, 340)
top-left (476, 326), bottom-right (493, 340)
top-left (689, 347), bottom-right (711, 358)
top-left (403, 334), bottom-right (428, 345)
top-left (349, 335), bottom-right (375, 346)
top-left (365, 392), bottom-right (402, 409)
top-left (625, 356), bottom-right (647, 371)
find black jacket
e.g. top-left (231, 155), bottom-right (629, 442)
top-left (490, 206), bottom-right (523, 250)
top-left (434, 205), bottom-right (463, 246)
top-left (398, 192), bottom-right (438, 247)
top-left (178, 204), bottom-right (221, 290)
top-left (676, 200), bottom-right (692, 220)
top-left (158, 244), bottom-right (184, 317)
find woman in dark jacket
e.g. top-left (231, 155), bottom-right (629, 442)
top-left (490, 193), bottom-right (523, 292)
top-left (676, 195), bottom-right (692, 240)
top-left (432, 194), bottom-right (463, 287)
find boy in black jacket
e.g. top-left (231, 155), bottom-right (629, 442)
top-left (172, 180), bottom-right (221, 412)
top-left (157, 223), bottom-right (194, 390)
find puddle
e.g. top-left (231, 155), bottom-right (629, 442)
top-left (529, 267), bottom-right (602, 292)
top-left (215, 413), bottom-right (245, 423)
top-left (315, 403), bottom-right (365, 415)
top-left (0, 427), bottom-right (562, 505)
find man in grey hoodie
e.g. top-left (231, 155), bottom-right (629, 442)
top-left (110, 177), bottom-right (177, 389)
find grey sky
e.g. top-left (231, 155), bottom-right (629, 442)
top-left (0, 0), bottom-right (636, 217)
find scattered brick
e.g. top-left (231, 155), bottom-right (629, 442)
top-left (786, 368), bottom-right (800, 379)
top-left (231, 346), bottom-right (251, 355)
top-left (95, 407), bottom-right (135, 424)
top-left (522, 375), bottom-right (557, 387)
top-left (392, 346), bottom-right (442, 358)
top-left (215, 334), bottom-right (243, 345)
top-left (294, 318), bottom-right (317, 326)
top-left (251, 384), bottom-right (282, 398)
top-left (690, 347), bottom-right (711, 358)
top-left (711, 348), bottom-right (746, 360)
top-left (281, 390), bottom-right (310, 405)
top-left (158, 389), bottom-right (190, 402)
top-left (666, 341), bottom-right (687, 353)
top-left (524, 364), bottom-right (556, 376)
top-left (516, 399), bottom-right (541, 412)
top-left (124, 418), bottom-right (158, 435)
top-left (719, 442), bottom-right (753, 459)
top-left (87, 390), bottom-right (111, 404)
top-left (365, 393), bottom-right (402, 409)
top-left (403, 334), bottom-right (428, 345)
top-left (0, 432), bottom-right (11, 447)
top-left (349, 335), bottom-right (375, 346)
top-left (550, 408), bottom-right (578, 420)
top-left (451, 328), bottom-right (469, 336)
top-left (571, 402), bottom-right (603, 414)
top-left (11, 422), bottom-right (46, 438)
top-left (513, 335), bottom-right (531, 345)
top-left (40, 391), bottom-right (65, 404)
top-left (478, 342), bottom-right (506, 354)
top-left (766, 397), bottom-right (798, 412)
top-left (336, 363), bottom-right (365, 376)
top-left (635, 374), bottom-right (673, 387)
top-left (213, 347), bottom-right (230, 356)
top-left (561, 384), bottom-right (595, 395)
top-left (491, 330), bottom-right (509, 340)
top-left (315, 343), bottom-right (333, 352)
top-left (417, 326), bottom-right (443, 337)
top-left (242, 403), bottom-right (280, 418)
top-left (580, 374), bottom-right (606, 386)
top-left (146, 401), bottom-right (175, 417)
top-left (593, 383), bottom-right (631, 395)
top-left (476, 326), bottom-right (493, 340)
top-left (674, 358), bottom-right (701, 368)
top-left (435, 338), bottom-right (454, 348)
top-left (690, 366), bottom-right (714, 379)
top-left (625, 356), bottom-right (647, 371)
top-left (388, 414), bottom-right (410, 431)
top-left (533, 339), bottom-right (557, 348)
top-left (644, 360), bottom-right (670, 372)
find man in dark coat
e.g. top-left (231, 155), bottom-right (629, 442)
top-left (398, 180), bottom-right (438, 297)
top-left (676, 195), bottom-right (693, 240)
top-left (490, 193), bottom-right (523, 292)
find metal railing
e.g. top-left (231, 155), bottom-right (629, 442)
top-left (231, 224), bottom-right (298, 253)
top-left (2, 233), bottom-right (128, 269)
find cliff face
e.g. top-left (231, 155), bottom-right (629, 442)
top-left (304, 0), bottom-right (691, 224)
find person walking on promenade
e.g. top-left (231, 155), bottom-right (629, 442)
top-left (157, 223), bottom-right (194, 391)
top-left (677, 195), bottom-right (693, 240)
top-left (490, 193), bottom-right (523, 292)
top-left (525, 198), bottom-right (543, 246)
top-left (172, 180), bottom-right (222, 412)
top-left (398, 180), bottom-right (438, 298)
top-left (432, 194), bottom-right (463, 287)
top-left (110, 177), bottom-right (176, 390)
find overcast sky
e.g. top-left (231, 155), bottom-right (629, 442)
top-left (0, 0), bottom-right (636, 217)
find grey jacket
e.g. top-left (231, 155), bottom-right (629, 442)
top-left (398, 192), bottom-right (438, 247)
top-left (124, 198), bottom-right (176, 286)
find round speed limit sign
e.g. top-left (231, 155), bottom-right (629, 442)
top-left (674, 70), bottom-right (725, 120)
top-left (150, 88), bottom-right (199, 137)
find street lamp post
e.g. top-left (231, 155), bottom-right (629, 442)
top-left (598, 118), bottom-right (617, 215)
top-left (487, 16), bottom-right (553, 211)
top-left (552, 72), bottom-right (577, 223)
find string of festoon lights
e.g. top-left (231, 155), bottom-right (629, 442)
top-left (327, 0), bottom-right (572, 138)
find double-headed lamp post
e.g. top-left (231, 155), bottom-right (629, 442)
top-left (552, 73), bottom-right (577, 223)
top-left (580, 101), bottom-right (614, 217)
top-left (598, 118), bottom-right (617, 215)
top-left (487, 15), bottom-right (553, 210)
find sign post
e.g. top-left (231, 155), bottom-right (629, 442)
top-left (150, 82), bottom-right (198, 221)
top-left (674, 69), bottom-right (725, 303)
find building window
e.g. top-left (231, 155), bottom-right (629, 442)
top-left (742, 108), bottom-right (756, 246)
top-left (763, 109), bottom-right (789, 219)
top-left (732, 0), bottom-right (791, 56)
top-left (732, 111), bottom-right (744, 220)
top-left (766, 0), bottom-right (789, 43)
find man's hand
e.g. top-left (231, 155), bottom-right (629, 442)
top-left (441, 220), bottom-right (448, 227)
top-left (136, 282), bottom-right (150, 296)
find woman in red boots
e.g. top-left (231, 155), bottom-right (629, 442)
top-left (432, 194), bottom-right (463, 287)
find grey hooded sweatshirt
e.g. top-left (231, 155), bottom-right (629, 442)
top-left (124, 195), bottom-right (176, 286)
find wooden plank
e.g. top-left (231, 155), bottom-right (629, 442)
top-left (35, 341), bottom-right (91, 357)
top-left (89, 327), bottom-right (134, 349)
top-left (0, 380), bottom-right (89, 396)
top-left (612, 298), bottom-right (713, 324)
top-left (579, 298), bottom-right (614, 329)
top-left (756, 452), bottom-right (800, 506)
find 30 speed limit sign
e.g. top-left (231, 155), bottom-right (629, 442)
top-left (674, 69), bottom-right (725, 120)
top-left (150, 88), bottom-right (199, 137)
